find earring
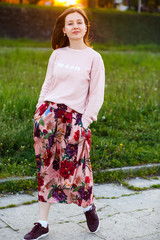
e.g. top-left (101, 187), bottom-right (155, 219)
top-left (64, 33), bottom-right (66, 36)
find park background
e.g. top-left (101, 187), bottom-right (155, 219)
top-left (0, 1), bottom-right (160, 192)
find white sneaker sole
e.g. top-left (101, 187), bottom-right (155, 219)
top-left (23, 232), bottom-right (49, 240)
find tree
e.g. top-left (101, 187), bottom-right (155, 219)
top-left (27, 0), bottom-right (40, 4)
top-left (88, 0), bottom-right (96, 7)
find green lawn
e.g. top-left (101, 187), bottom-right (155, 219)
top-left (0, 42), bottom-right (159, 178)
top-left (1, 37), bottom-right (160, 52)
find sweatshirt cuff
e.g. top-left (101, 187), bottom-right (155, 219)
top-left (82, 116), bottom-right (91, 129)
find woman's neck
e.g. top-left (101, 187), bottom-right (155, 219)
top-left (68, 40), bottom-right (87, 50)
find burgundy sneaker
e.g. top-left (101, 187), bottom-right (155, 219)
top-left (84, 204), bottom-right (100, 233)
top-left (24, 222), bottom-right (49, 240)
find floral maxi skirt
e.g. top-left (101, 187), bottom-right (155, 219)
top-left (33, 102), bottom-right (93, 207)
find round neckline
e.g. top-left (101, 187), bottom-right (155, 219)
top-left (66, 46), bottom-right (89, 51)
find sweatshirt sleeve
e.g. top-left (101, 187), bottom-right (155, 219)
top-left (82, 53), bottom-right (105, 129)
top-left (36, 51), bottom-right (56, 109)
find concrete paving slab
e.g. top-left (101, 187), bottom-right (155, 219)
top-left (126, 177), bottom-right (160, 188)
top-left (0, 228), bottom-right (23, 240)
top-left (93, 183), bottom-right (135, 198)
top-left (42, 231), bottom-right (102, 240)
top-left (92, 209), bottom-right (160, 240)
top-left (135, 233), bottom-right (160, 240)
top-left (0, 219), bottom-right (7, 228)
top-left (102, 189), bottom-right (160, 212)
top-left (0, 192), bottom-right (38, 208)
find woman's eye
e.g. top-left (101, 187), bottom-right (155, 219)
top-left (67, 22), bottom-right (82, 25)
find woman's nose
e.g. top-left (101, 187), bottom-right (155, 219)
top-left (73, 23), bottom-right (78, 28)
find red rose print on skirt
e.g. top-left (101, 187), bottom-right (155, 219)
top-left (60, 160), bottom-right (76, 179)
top-left (74, 130), bottom-right (80, 141)
top-left (37, 173), bottom-right (44, 191)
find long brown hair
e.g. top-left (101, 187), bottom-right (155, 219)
top-left (51, 7), bottom-right (91, 50)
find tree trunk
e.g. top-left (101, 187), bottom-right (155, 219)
top-left (88, 0), bottom-right (96, 7)
top-left (138, 0), bottom-right (141, 12)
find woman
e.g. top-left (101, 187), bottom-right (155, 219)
top-left (24, 7), bottom-right (105, 240)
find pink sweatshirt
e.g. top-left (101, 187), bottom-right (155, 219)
top-left (37, 46), bottom-right (105, 128)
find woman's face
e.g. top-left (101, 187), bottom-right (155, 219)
top-left (63, 12), bottom-right (87, 42)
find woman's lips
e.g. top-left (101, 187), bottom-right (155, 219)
top-left (73, 31), bottom-right (80, 34)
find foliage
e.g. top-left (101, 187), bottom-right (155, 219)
top-left (27, 0), bottom-right (40, 4)
top-left (0, 178), bottom-right (37, 193)
top-left (0, 3), bottom-right (160, 45)
top-left (90, 10), bottom-right (160, 45)
top-left (94, 166), bottom-right (160, 183)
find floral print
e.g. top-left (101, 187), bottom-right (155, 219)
top-left (33, 102), bottom-right (93, 207)
top-left (60, 160), bottom-right (76, 179)
top-left (52, 186), bottom-right (67, 202)
top-left (78, 186), bottom-right (92, 201)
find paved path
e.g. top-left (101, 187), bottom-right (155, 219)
top-left (0, 177), bottom-right (160, 240)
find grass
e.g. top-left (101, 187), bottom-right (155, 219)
top-left (0, 200), bottom-right (38, 209)
top-left (123, 183), bottom-right (160, 191)
top-left (1, 37), bottom-right (160, 52)
top-left (0, 39), bottom-right (160, 179)
top-left (0, 37), bottom-right (51, 48)
top-left (0, 177), bottom-right (38, 193)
